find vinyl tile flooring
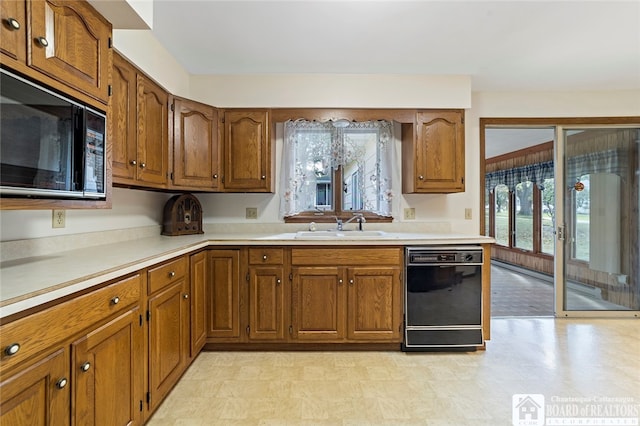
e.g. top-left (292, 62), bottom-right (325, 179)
top-left (147, 318), bottom-right (640, 425)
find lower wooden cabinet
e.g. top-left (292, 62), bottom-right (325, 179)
top-left (206, 249), bottom-right (241, 341)
top-left (146, 257), bottom-right (190, 413)
top-left (189, 251), bottom-right (208, 358)
top-left (72, 306), bottom-right (144, 426)
top-left (0, 348), bottom-right (70, 425)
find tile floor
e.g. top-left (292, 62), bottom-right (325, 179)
top-left (147, 318), bottom-right (640, 426)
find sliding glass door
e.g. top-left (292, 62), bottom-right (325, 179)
top-left (557, 126), bottom-right (640, 313)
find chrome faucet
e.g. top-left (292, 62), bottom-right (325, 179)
top-left (338, 213), bottom-right (366, 231)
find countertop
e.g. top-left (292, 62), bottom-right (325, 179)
top-left (0, 231), bottom-right (494, 319)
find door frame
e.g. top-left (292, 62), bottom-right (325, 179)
top-left (480, 117), bottom-right (640, 318)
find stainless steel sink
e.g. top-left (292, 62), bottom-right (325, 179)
top-left (294, 230), bottom-right (387, 239)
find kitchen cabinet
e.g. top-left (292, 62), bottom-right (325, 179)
top-left (0, 348), bottom-right (70, 425)
top-left (146, 256), bottom-right (190, 412)
top-left (189, 251), bottom-right (208, 358)
top-left (171, 98), bottom-right (221, 191)
top-left (0, 273), bottom-right (143, 426)
top-left (72, 306), bottom-right (144, 426)
top-left (402, 110), bottom-right (465, 193)
top-left (206, 250), bottom-right (242, 341)
top-left (247, 248), bottom-right (287, 341)
top-left (111, 52), bottom-right (169, 189)
top-left (290, 248), bottom-right (403, 343)
top-left (0, 0), bottom-right (112, 107)
top-left (223, 110), bottom-right (273, 192)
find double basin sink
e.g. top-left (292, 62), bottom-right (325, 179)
top-left (294, 230), bottom-right (388, 239)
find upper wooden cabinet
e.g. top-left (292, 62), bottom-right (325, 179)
top-left (111, 52), bottom-right (169, 189)
top-left (0, 0), bottom-right (112, 107)
top-left (171, 98), bottom-right (220, 190)
top-left (402, 110), bottom-right (465, 193)
top-left (223, 110), bottom-right (273, 192)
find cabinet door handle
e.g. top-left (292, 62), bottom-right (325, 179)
top-left (261, 175), bottom-right (266, 180)
top-left (130, 160), bottom-right (137, 166)
top-left (111, 296), bottom-right (120, 305)
top-left (169, 271), bottom-right (176, 278)
top-left (349, 279), bottom-right (354, 286)
top-left (418, 175), bottom-right (424, 180)
top-left (140, 162), bottom-right (146, 169)
top-left (338, 279), bottom-right (343, 284)
top-left (183, 294), bottom-right (189, 299)
top-left (81, 362), bottom-right (91, 372)
top-left (213, 174), bottom-right (218, 179)
top-left (4, 343), bottom-right (20, 356)
top-left (56, 378), bottom-right (68, 389)
top-left (7, 18), bottom-right (21, 30)
top-left (36, 36), bottom-right (49, 47)
top-left (276, 279), bottom-right (281, 286)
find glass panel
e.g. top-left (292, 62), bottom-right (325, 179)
top-left (293, 128), bottom-right (333, 211)
top-left (563, 127), bottom-right (640, 311)
top-left (494, 184), bottom-right (509, 246)
top-left (514, 181), bottom-right (534, 250)
top-left (484, 188), bottom-right (490, 236)
top-left (341, 129), bottom-right (379, 211)
top-left (540, 178), bottom-right (555, 255)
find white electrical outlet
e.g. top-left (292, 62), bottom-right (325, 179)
top-left (246, 207), bottom-right (258, 219)
top-left (52, 210), bottom-right (66, 228)
top-left (465, 208), bottom-right (472, 220)
top-left (404, 208), bottom-right (415, 220)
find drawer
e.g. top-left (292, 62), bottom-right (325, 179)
top-left (0, 273), bottom-right (141, 374)
top-left (147, 256), bottom-right (187, 294)
top-left (248, 248), bottom-right (284, 265)
top-left (291, 248), bottom-right (402, 266)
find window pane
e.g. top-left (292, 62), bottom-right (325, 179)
top-left (573, 174), bottom-right (590, 262)
top-left (484, 188), bottom-right (490, 236)
top-left (342, 129), bottom-right (378, 211)
top-left (540, 178), bottom-right (555, 255)
top-left (514, 181), bottom-right (534, 251)
top-left (494, 184), bottom-right (509, 246)
top-left (294, 129), bottom-right (333, 211)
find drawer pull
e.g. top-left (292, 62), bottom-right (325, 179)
top-left (183, 294), bottom-right (189, 299)
top-left (7, 18), bottom-right (21, 30)
top-left (81, 362), bottom-right (91, 372)
top-left (37, 36), bottom-right (49, 47)
top-left (56, 378), bottom-right (68, 389)
top-left (169, 271), bottom-right (176, 278)
top-left (4, 343), bottom-right (20, 356)
top-left (111, 296), bottom-right (120, 305)
top-left (263, 255), bottom-right (267, 261)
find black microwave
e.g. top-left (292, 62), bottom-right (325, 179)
top-left (0, 69), bottom-right (106, 200)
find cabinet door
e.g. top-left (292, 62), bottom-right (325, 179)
top-left (413, 110), bottom-right (465, 193)
top-left (28, 0), bottom-right (111, 104)
top-left (223, 110), bottom-right (271, 192)
top-left (207, 250), bottom-right (241, 340)
top-left (248, 266), bottom-right (285, 341)
top-left (72, 307), bottom-right (144, 426)
top-left (291, 266), bottom-right (345, 341)
top-left (173, 98), bottom-right (220, 190)
top-left (137, 75), bottom-right (168, 186)
top-left (111, 53), bottom-right (137, 182)
top-left (147, 279), bottom-right (189, 410)
top-left (0, 0), bottom-right (26, 62)
top-left (189, 251), bottom-right (207, 357)
top-left (0, 348), bottom-right (70, 425)
top-left (347, 267), bottom-right (402, 341)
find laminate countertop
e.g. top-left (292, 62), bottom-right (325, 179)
top-left (0, 231), bottom-right (494, 319)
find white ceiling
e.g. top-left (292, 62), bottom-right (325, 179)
top-left (150, 0), bottom-right (640, 92)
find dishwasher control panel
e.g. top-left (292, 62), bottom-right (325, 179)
top-left (406, 247), bottom-right (483, 265)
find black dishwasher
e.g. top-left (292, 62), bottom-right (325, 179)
top-left (402, 246), bottom-right (484, 351)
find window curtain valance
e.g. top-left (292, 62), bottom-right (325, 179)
top-left (485, 161), bottom-right (554, 192)
top-left (566, 149), bottom-right (628, 181)
top-left (280, 119), bottom-right (394, 218)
